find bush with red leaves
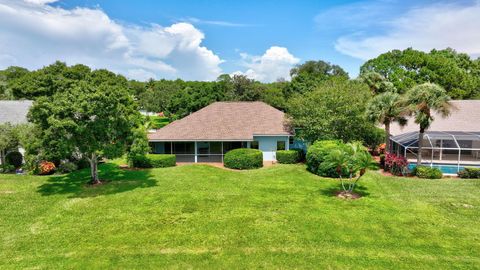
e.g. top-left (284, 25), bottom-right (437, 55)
top-left (39, 161), bottom-right (56, 175)
top-left (384, 153), bottom-right (408, 176)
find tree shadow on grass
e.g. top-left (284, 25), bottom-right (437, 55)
top-left (37, 163), bottom-right (157, 198)
top-left (320, 182), bottom-right (370, 198)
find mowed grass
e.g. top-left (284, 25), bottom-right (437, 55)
top-left (1, 164), bottom-right (479, 269)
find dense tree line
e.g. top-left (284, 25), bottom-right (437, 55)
top-left (361, 48), bottom-right (480, 99)
top-left (0, 47), bottom-right (478, 165)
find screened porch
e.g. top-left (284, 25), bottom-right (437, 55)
top-left (390, 131), bottom-right (480, 166)
top-left (149, 141), bottom-right (252, 163)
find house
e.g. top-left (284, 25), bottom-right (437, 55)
top-left (147, 101), bottom-right (294, 163)
top-left (389, 100), bottom-right (480, 173)
top-left (0, 100), bottom-right (33, 165)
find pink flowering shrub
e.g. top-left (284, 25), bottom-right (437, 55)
top-left (384, 153), bottom-right (408, 176)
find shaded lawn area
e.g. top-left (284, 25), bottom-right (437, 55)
top-left (0, 164), bottom-right (479, 269)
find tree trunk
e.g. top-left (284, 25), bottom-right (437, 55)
top-left (0, 149), bottom-right (5, 166)
top-left (90, 153), bottom-right (100, 185)
top-left (385, 121), bottom-right (391, 153)
top-left (417, 127), bottom-right (425, 167)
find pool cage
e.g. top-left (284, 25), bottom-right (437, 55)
top-left (390, 131), bottom-right (480, 170)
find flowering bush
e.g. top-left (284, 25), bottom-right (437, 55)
top-left (39, 161), bottom-right (56, 175)
top-left (384, 153), bottom-right (408, 176)
top-left (378, 143), bottom-right (386, 155)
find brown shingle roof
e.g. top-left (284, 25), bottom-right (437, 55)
top-left (148, 101), bottom-right (292, 141)
top-left (389, 100), bottom-right (480, 136)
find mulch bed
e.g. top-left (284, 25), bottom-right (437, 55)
top-left (335, 191), bottom-right (362, 200)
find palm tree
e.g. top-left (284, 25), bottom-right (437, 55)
top-left (322, 142), bottom-right (373, 195)
top-left (361, 71), bottom-right (396, 94)
top-left (366, 92), bottom-right (408, 153)
top-left (405, 83), bottom-right (452, 166)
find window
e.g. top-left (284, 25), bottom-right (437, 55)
top-left (251, 141), bottom-right (259, 149)
top-left (277, 141), bottom-right (285, 150)
top-left (289, 137), bottom-right (294, 145)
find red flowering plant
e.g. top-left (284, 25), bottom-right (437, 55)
top-left (39, 161), bottom-right (56, 175)
top-left (384, 153), bottom-right (408, 176)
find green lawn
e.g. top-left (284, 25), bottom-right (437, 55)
top-left (146, 115), bottom-right (170, 129)
top-left (1, 164), bottom-right (479, 269)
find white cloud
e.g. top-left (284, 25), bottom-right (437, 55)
top-left (234, 46), bottom-right (300, 82)
top-left (0, 0), bottom-right (223, 81)
top-left (181, 17), bottom-right (252, 27)
top-left (332, 1), bottom-right (480, 60)
top-left (23, 0), bottom-right (58, 4)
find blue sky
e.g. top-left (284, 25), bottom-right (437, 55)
top-left (1, 0), bottom-right (479, 81)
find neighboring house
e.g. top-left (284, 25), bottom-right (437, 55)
top-left (0, 100), bottom-right (33, 165)
top-left (0, 100), bottom-right (33, 125)
top-left (389, 100), bottom-right (480, 173)
top-left (147, 101), bottom-right (295, 163)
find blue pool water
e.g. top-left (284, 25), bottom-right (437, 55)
top-left (407, 163), bottom-right (480, 174)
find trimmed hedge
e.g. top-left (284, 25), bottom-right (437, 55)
top-left (276, 150), bottom-right (300, 164)
top-left (224, 148), bottom-right (263, 170)
top-left (415, 166), bottom-right (443, 179)
top-left (458, 167), bottom-right (480, 179)
top-left (148, 154), bottom-right (176, 168)
top-left (5, 151), bottom-right (23, 168)
top-left (131, 154), bottom-right (176, 168)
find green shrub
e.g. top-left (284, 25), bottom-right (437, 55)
top-left (224, 148), bottom-right (263, 170)
top-left (146, 154), bottom-right (176, 168)
top-left (5, 151), bottom-right (23, 168)
top-left (458, 167), bottom-right (480, 179)
top-left (291, 148), bottom-right (305, 161)
top-left (0, 164), bottom-right (15, 173)
top-left (127, 127), bottom-right (151, 167)
top-left (130, 154), bottom-right (150, 168)
top-left (131, 154), bottom-right (176, 168)
top-left (379, 154), bottom-right (385, 168)
top-left (276, 150), bottom-right (300, 164)
top-left (58, 161), bottom-right (78, 174)
top-left (306, 140), bottom-right (349, 177)
top-left (75, 158), bottom-right (90, 169)
top-left (415, 166), bottom-right (443, 179)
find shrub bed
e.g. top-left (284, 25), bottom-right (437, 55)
top-left (415, 166), bottom-right (443, 179)
top-left (131, 154), bottom-right (176, 168)
top-left (384, 153), bottom-right (408, 176)
top-left (276, 150), bottom-right (301, 164)
top-left (224, 148), bottom-right (263, 170)
top-left (5, 151), bottom-right (23, 168)
top-left (458, 167), bottom-right (480, 179)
